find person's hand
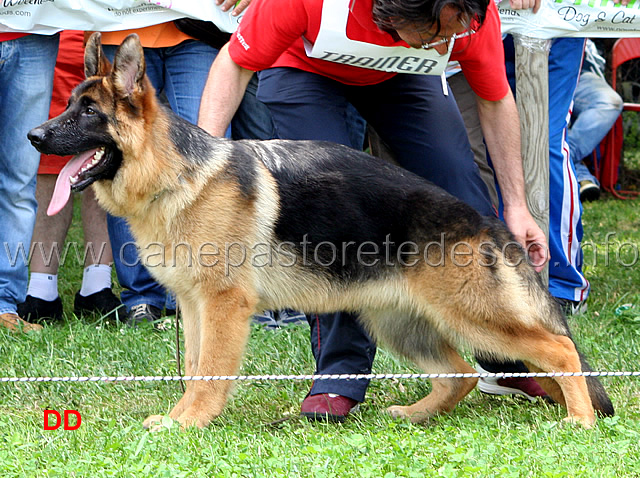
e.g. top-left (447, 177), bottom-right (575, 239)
top-left (503, 205), bottom-right (549, 272)
top-left (509, 0), bottom-right (541, 13)
top-left (217, 0), bottom-right (251, 16)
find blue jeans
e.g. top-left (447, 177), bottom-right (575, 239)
top-left (569, 70), bottom-right (623, 185)
top-left (0, 34), bottom-right (59, 315)
top-left (103, 40), bottom-right (218, 312)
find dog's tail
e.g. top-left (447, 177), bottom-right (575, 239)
top-left (483, 221), bottom-right (614, 417)
top-left (579, 352), bottom-right (615, 417)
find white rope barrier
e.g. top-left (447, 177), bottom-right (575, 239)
top-left (2, 371), bottom-right (639, 384)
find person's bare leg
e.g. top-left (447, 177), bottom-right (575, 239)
top-left (80, 186), bottom-right (113, 268)
top-left (30, 174), bottom-right (73, 275)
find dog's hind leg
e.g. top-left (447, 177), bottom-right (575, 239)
top-left (522, 342), bottom-right (614, 420)
top-left (365, 311), bottom-right (478, 423)
top-left (521, 362), bottom-right (566, 407)
top-left (501, 330), bottom-right (597, 428)
top-left (386, 343), bottom-right (478, 423)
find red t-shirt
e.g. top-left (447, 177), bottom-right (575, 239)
top-left (229, 0), bottom-right (508, 101)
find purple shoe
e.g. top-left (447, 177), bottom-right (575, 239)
top-left (476, 366), bottom-right (550, 402)
top-left (300, 393), bottom-right (360, 423)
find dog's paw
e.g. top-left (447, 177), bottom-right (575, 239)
top-left (142, 414), bottom-right (173, 432)
top-left (562, 415), bottom-right (596, 429)
top-left (386, 405), bottom-right (410, 420)
top-left (386, 405), bottom-right (431, 424)
top-left (175, 411), bottom-right (210, 430)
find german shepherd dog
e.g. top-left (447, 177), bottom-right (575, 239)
top-left (28, 33), bottom-right (613, 429)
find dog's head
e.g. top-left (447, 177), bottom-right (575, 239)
top-left (28, 33), bottom-right (151, 215)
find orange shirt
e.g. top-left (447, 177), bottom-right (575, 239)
top-left (98, 22), bottom-right (193, 48)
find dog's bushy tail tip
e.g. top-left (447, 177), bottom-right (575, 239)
top-left (581, 355), bottom-right (615, 417)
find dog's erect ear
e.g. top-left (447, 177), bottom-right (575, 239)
top-left (111, 34), bottom-right (146, 98)
top-left (84, 32), bottom-right (111, 79)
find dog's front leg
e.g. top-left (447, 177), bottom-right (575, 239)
top-left (143, 297), bottom-right (202, 430)
top-left (173, 287), bottom-right (256, 429)
top-left (167, 298), bottom-right (202, 420)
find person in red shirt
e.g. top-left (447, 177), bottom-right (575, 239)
top-left (198, 0), bottom-right (547, 422)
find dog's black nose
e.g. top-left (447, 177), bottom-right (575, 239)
top-left (27, 127), bottom-right (46, 148)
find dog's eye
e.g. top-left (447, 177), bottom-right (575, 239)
top-left (86, 107), bottom-right (97, 115)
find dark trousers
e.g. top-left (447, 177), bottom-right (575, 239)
top-left (257, 68), bottom-right (494, 401)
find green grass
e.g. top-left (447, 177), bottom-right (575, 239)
top-left (1, 193), bottom-right (640, 477)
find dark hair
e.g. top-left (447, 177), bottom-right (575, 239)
top-left (372, 0), bottom-right (490, 37)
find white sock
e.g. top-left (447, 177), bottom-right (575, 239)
top-left (79, 264), bottom-right (112, 297)
top-left (27, 273), bottom-right (59, 301)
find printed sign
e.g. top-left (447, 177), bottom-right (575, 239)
top-left (498, 0), bottom-right (640, 38)
top-left (0, 0), bottom-right (242, 34)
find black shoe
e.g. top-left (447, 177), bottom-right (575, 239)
top-left (554, 297), bottom-right (587, 316)
top-left (126, 303), bottom-right (162, 327)
top-left (74, 288), bottom-right (124, 321)
top-left (579, 180), bottom-right (601, 202)
top-left (17, 295), bottom-right (63, 323)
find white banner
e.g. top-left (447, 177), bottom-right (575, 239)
top-left (499, 0), bottom-right (640, 39)
top-left (0, 0), bottom-right (639, 38)
top-left (0, 0), bottom-right (242, 35)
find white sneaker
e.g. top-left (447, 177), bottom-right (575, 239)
top-left (476, 365), bottom-right (549, 402)
top-left (277, 309), bottom-right (306, 326)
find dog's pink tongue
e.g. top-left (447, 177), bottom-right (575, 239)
top-left (47, 149), bottom-right (98, 216)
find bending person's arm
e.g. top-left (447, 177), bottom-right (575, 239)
top-left (476, 91), bottom-right (549, 270)
top-left (198, 43), bottom-right (255, 137)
